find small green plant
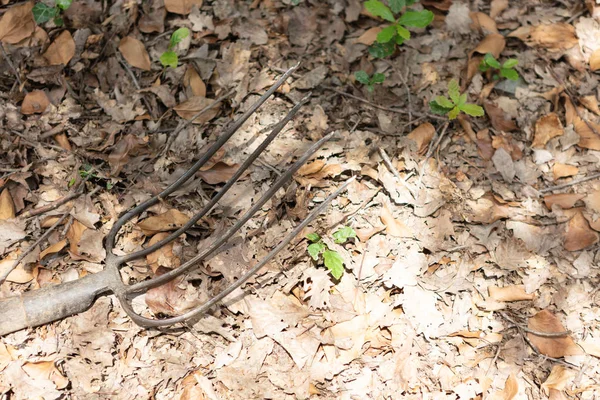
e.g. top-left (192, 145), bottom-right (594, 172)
top-left (429, 79), bottom-right (485, 120)
top-left (160, 27), bottom-right (190, 69)
top-left (33, 0), bottom-right (72, 26)
top-left (355, 70), bottom-right (385, 92)
top-left (479, 53), bottom-right (519, 81)
top-left (306, 226), bottom-right (356, 280)
top-left (365, 0), bottom-right (434, 59)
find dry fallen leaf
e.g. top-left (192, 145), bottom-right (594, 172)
top-left (489, 285), bottom-right (535, 302)
top-left (541, 365), bottom-right (575, 394)
top-left (40, 239), bottom-right (67, 260)
top-left (380, 205), bottom-right (412, 237)
top-left (543, 193), bottom-right (584, 210)
top-left (532, 113), bottom-right (564, 148)
top-left (43, 30), bottom-right (76, 65)
top-left (590, 48), bottom-right (600, 71)
top-left (146, 232), bottom-right (181, 273)
top-left (564, 211), bottom-right (598, 251)
top-left (174, 97), bottom-right (220, 124)
top-left (22, 361), bottom-right (69, 390)
top-left (489, 374), bottom-right (518, 400)
top-left (138, 209), bottom-right (190, 235)
top-left (564, 96), bottom-right (600, 150)
top-left (354, 27), bottom-right (381, 45)
top-left (552, 163), bottom-right (578, 181)
top-left (183, 66), bottom-right (206, 97)
top-left (484, 102), bottom-right (517, 132)
top-left (472, 33), bottom-right (506, 58)
top-left (0, 2), bottom-right (35, 44)
top-left (469, 12), bottom-right (497, 34)
top-left (197, 162), bottom-right (239, 184)
top-left (490, 0), bottom-right (508, 19)
top-left (529, 23), bottom-right (579, 51)
top-left (407, 122), bottom-right (435, 155)
top-left (21, 90), bottom-right (50, 115)
top-left (528, 310), bottom-right (583, 358)
top-left (164, 0), bottom-right (203, 15)
top-left (119, 36), bottom-right (152, 71)
top-left (0, 189), bottom-right (15, 220)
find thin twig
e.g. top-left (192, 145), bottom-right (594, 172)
top-left (379, 148), bottom-right (402, 180)
top-left (323, 85), bottom-right (446, 121)
top-left (21, 186), bottom-right (100, 219)
top-left (0, 44), bottom-right (24, 91)
top-left (0, 212), bottom-right (70, 284)
top-left (539, 172), bottom-right (600, 193)
top-left (116, 54), bottom-right (155, 119)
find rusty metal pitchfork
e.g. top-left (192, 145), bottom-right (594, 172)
top-left (0, 65), bottom-right (352, 335)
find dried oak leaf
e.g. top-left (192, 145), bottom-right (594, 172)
top-left (489, 285), bottom-right (535, 302)
top-left (21, 90), bottom-right (50, 115)
top-left (164, 0), bottom-right (202, 15)
top-left (183, 66), bottom-right (206, 97)
top-left (0, 189), bottom-right (15, 220)
top-left (0, 2), bottom-right (35, 44)
top-left (137, 209), bottom-right (190, 236)
top-left (552, 163), bottom-right (578, 180)
top-left (43, 30), bottom-right (76, 65)
top-left (471, 33), bottom-right (506, 58)
top-left (527, 310), bottom-right (583, 358)
top-left (354, 27), bottom-right (381, 45)
top-left (118, 36), bottom-right (151, 71)
top-left (484, 102), bottom-right (517, 132)
top-left (544, 193), bottom-right (584, 210)
top-left (563, 96), bottom-right (600, 150)
top-left (532, 113), bottom-right (563, 148)
top-left (564, 211), bottom-right (598, 251)
top-left (510, 23), bottom-right (578, 52)
top-left (22, 360), bottom-right (69, 390)
top-left (174, 96), bottom-right (220, 124)
top-left (380, 205), bottom-right (413, 237)
top-left (407, 122), bottom-right (435, 155)
top-left (108, 134), bottom-right (148, 176)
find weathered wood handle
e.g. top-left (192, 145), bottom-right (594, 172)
top-left (0, 270), bottom-right (110, 336)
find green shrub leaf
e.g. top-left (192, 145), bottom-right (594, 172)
top-left (457, 93), bottom-right (467, 107)
top-left (435, 95), bottom-right (453, 108)
top-left (429, 100), bottom-right (452, 115)
top-left (396, 24), bottom-right (410, 40)
top-left (377, 25), bottom-right (397, 43)
top-left (364, 0), bottom-right (395, 22)
top-left (354, 70), bottom-right (370, 84)
top-left (369, 42), bottom-right (395, 58)
top-left (160, 51), bottom-right (179, 68)
top-left (389, 0), bottom-right (405, 14)
top-left (502, 58), bottom-right (518, 69)
top-left (500, 68), bottom-right (519, 81)
top-left (483, 53), bottom-right (501, 69)
top-left (323, 250), bottom-right (344, 279)
top-left (32, 3), bottom-right (58, 24)
top-left (56, 0), bottom-right (72, 10)
top-left (306, 232), bottom-right (321, 242)
top-left (371, 72), bottom-right (386, 84)
top-left (448, 79), bottom-right (460, 104)
top-left (308, 242), bottom-right (326, 261)
top-left (398, 9), bottom-right (434, 28)
top-left (459, 103), bottom-right (485, 117)
top-left (332, 226), bottom-right (357, 244)
top-left (448, 106), bottom-right (460, 120)
top-left (169, 27), bottom-right (190, 49)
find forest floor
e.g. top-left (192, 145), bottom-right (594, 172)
top-left (1, 0), bottom-right (600, 398)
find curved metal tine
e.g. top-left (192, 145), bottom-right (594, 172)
top-left (124, 131), bottom-right (336, 296)
top-left (118, 177), bottom-right (355, 327)
top-left (105, 63), bottom-right (300, 254)
top-left (119, 93), bottom-right (312, 265)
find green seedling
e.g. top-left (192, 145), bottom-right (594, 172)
top-left (429, 79), bottom-right (485, 120)
top-left (33, 0), bottom-right (72, 26)
top-left (365, 0), bottom-right (434, 58)
top-left (160, 27), bottom-right (190, 69)
top-left (306, 226), bottom-right (357, 280)
top-left (479, 53), bottom-right (519, 81)
top-left (355, 70), bottom-right (385, 92)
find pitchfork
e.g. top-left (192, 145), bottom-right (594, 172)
top-left (0, 65), bottom-right (352, 335)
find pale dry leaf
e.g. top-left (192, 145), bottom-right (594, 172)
top-left (196, 162), bottom-right (239, 184)
top-left (579, 95), bottom-right (600, 115)
top-left (40, 239), bottom-right (67, 260)
top-left (303, 267), bottom-right (333, 309)
top-left (138, 209), bottom-right (190, 235)
top-left (22, 361), bottom-right (69, 390)
top-left (354, 27), bottom-right (381, 45)
top-left (0, 189), bottom-right (15, 220)
top-left (0, 255), bottom-right (33, 283)
top-left (489, 373), bottom-right (518, 400)
top-left (552, 163), bottom-right (578, 180)
top-left (21, 90), bottom-right (50, 115)
top-left (0, 219), bottom-right (26, 254)
top-left (492, 148), bottom-right (515, 182)
top-left (146, 232), bottom-right (180, 273)
top-left (490, 0), bottom-right (508, 19)
top-left (118, 36), bottom-right (151, 71)
top-left (183, 66), bottom-right (206, 97)
top-left (66, 219), bottom-right (87, 254)
top-left (584, 190), bottom-right (600, 213)
top-left (541, 365), bottom-right (575, 394)
top-left (407, 122), bottom-right (435, 155)
top-left (564, 211), bottom-right (598, 251)
top-left (139, 85), bottom-right (176, 108)
top-left (484, 102), bottom-right (517, 132)
top-left (590, 48), bottom-right (600, 70)
top-left (174, 97), bottom-right (220, 124)
top-left (164, 0), bottom-right (203, 14)
top-left (380, 205), bottom-right (412, 237)
top-left (543, 193), bottom-right (584, 210)
top-left (0, 2), bottom-right (35, 44)
top-left (472, 33), bottom-right (506, 58)
top-left (469, 12), bottom-right (497, 34)
top-left (43, 30), bottom-right (76, 65)
top-left (533, 113), bottom-right (564, 148)
top-left (488, 285), bottom-right (535, 302)
top-left (527, 310), bottom-right (583, 358)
